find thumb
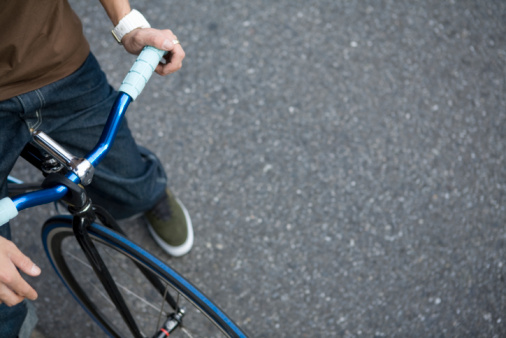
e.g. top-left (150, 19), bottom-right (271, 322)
top-left (10, 249), bottom-right (41, 277)
top-left (148, 29), bottom-right (177, 51)
top-left (161, 39), bottom-right (175, 51)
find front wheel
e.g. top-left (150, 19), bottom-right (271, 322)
top-left (42, 215), bottom-right (246, 338)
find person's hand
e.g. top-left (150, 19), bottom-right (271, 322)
top-left (0, 236), bottom-right (41, 306)
top-left (121, 28), bottom-right (185, 76)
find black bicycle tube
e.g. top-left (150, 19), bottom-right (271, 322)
top-left (89, 222), bottom-right (246, 337)
top-left (92, 204), bottom-right (180, 311)
top-left (43, 217), bottom-right (247, 337)
top-left (72, 214), bottom-right (144, 338)
top-left (20, 142), bottom-right (45, 171)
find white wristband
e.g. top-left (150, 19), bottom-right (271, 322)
top-left (111, 9), bottom-right (151, 44)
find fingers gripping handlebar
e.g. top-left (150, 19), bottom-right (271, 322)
top-left (119, 46), bottom-right (166, 101)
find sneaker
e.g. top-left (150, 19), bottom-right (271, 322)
top-left (144, 189), bottom-right (194, 257)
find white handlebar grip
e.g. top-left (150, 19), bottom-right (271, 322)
top-left (119, 46), bottom-right (166, 100)
top-left (0, 197), bottom-right (18, 226)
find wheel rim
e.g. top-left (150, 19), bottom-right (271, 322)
top-left (43, 219), bottom-right (244, 338)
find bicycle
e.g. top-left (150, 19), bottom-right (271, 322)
top-left (0, 47), bottom-right (247, 338)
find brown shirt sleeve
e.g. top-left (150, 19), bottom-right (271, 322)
top-left (0, 0), bottom-right (90, 101)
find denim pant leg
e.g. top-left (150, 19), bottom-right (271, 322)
top-left (24, 53), bottom-right (167, 219)
top-left (0, 302), bottom-right (27, 338)
top-left (0, 224), bottom-right (28, 338)
top-left (0, 97), bottom-right (35, 337)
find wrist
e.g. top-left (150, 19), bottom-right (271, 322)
top-left (111, 9), bottom-right (151, 44)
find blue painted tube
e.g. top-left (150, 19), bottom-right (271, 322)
top-left (7, 175), bottom-right (24, 184)
top-left (12, 174), bottom-right (80, 211)
top-left (11, 94), bottom-right (131, 211)
top-left (86, 93), bottom-right (132, 167)
top-left (13, 185), bottom-right (68, 211)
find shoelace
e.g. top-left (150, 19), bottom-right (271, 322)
top-left (148, 194), bottom-right (172, 220)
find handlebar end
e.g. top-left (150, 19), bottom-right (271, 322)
top-left (119, 46), bottom-right (166, 101)
top-left (0, 197), bottom-right (18, 226)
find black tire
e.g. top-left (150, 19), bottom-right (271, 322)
top-left (42, 215), bottom-right (246, 337)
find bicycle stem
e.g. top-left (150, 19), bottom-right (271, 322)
top-left (11, 93), bottom-right (132, 212)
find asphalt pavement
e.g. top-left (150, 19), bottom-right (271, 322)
top-left (10, 0), bottom-right (505, 337)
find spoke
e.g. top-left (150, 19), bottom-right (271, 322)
top-left (117, 283), bottom-right (169, 315)
top-left (181, 327), bottom-right (195, 338)
top-left (91, 283), bottom-right (115, 307)
top-left (59, 235), bottom-right (232, 337)
top-left (156, 284), bottom-right (170, 332)
top-left (64, 247), bottom-right (171, 315)
top-left (65, 250), bottom-right (93, 269)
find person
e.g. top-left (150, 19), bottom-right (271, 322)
top-left (0, 0), bottom-right (193, 336)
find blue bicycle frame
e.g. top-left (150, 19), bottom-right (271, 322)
top-left (11, 93), bottom-right (132, 211)
top-left (6, 45), bottom-right (165, 215)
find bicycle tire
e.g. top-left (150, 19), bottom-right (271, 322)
top-left (42, 215), bottom-right (246, 338)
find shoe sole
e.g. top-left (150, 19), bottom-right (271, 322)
top-left (145, 198), bottom-right (194, 257)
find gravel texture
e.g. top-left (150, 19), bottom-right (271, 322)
top-left (9, 0), bottom-right (505, 337)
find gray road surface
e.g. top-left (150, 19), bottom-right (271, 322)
top-left (9, 0), bottom-right (505, 337)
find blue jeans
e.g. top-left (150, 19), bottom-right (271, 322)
top-left (0, 225), bottom-right (29, 338)
top-left (0, 53), bottom-right (168, 335)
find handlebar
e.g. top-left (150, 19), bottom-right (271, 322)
top-left (0, 46), bottom-right (166, 226)
top-left (0, 198), bottom-right (18, 226)
top-left (119, 46), bottom-right (166, 101)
